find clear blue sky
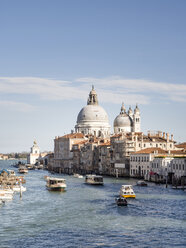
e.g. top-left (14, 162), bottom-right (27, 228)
top-left (0, 0), bottom-right (186, 153)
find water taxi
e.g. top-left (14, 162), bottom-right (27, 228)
top-left (46, 177), bottom-right (67, 191)
top-left (119, 185), bottom-right (136, 198)
top-left (85, 175), bottom-right (103, 185)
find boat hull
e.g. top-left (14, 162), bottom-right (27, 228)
top-left (46, 186), bottom-right (66, 192)
top-left (120, 194), bottom-right (136, 198)
top-left (85, 181), bottom-right (103, 185)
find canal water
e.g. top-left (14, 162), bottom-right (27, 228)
top-left (0, 160), bottom-right (186, 248)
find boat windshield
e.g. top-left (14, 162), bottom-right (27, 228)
top-left (94, 177), bottom-right (103, 182)
top-left (49, 179), bottom-right (65, 184)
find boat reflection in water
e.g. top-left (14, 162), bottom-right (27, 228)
top-left (46, 177), bottom-right (67, 192)
top-left (85, 175), bottom-right (103, 185)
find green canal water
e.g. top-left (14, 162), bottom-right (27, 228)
top-left (0, 160), bottom-right (186, 248)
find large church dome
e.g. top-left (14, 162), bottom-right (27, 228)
top-left (77, 105), bottom-right (109, 123)
top-left (75, 86), bottom-right (110, 137)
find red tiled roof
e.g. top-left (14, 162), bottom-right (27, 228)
top-left (60, 133), bottom-right (84, 139)
top-left (132, 148), bottom-right (167, 154)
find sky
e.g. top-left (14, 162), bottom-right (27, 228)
top-left (0, 0), bottom-right (186, 153)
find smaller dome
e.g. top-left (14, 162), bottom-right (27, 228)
top-left (114, 113), bottom-right (132, 128)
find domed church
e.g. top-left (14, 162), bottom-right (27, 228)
top-left (114, 103), bottom-right (141, 134)
top-left (75, 86), bottom-right (111, 137)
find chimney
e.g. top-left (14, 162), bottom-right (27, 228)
top-left (163, 132), bottom-right (165, 139)
top-left (171, 134), bottom-right (173, 141)
top-left (148, 131), bottom-right (150, 137)
top-left (166, 133), bottom-right (169, 142)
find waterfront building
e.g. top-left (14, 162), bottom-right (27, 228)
top-left (170, 157), bottom-right (186, 180)
top-left (27, 140), bottom-right (40, 165)
top-left (130, 147), bottom-right (186, 183)
top-left (75, 86), bottom-right (111, 138)
top-left (38, 152), bottom-right (54, 169)
top-left (114, 103), bottom-right (141, 134)
top-left (96, 141), bottom-right (111, 175)
top-left (51, 86), bottom-right (184, 180)
top-left (0, 154), bottom-right (8, 160)
top-left (79, 139), bottom-right (99, 174)
top-left (54, 133), bottom-right (85, 173)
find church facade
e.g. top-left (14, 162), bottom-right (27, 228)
top-left (75, 86), bottom-right (140, 136)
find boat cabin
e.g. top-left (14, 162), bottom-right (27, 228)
top-left (85, 175), bottom-right (103, 185)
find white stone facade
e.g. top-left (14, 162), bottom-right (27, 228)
top-left (27, 140), bottom-right (40, 165)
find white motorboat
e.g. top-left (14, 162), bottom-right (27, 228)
top-left (136, 180), bottom-right (148, 186)
top-left (73, 173), bottom-right (83, 178)
top-left (119, 185), bottom-right (136, 198)
top-left (46, 177), bottom-right (67, 191)
top-left (12, 185), bottom-right (26, 193)
top-left (0, 188), bottom-right (14, 195)
top-left (0, 189), bottom-right (14, 201)
top-left (85, 175), bottom-right (103, 185)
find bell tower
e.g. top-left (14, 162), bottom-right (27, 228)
top-left (133, 104), bottom-right (141, 132)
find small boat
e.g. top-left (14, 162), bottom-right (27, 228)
top-left (12, 185), bottom-right (26, 192)
top-left (7, 169), bottom-right (16, 176)
top-left (46, 177), bottom-right (67, 191)
top-left (73, 173), bottom-right (83, 178)
top-left (116, 197), bottom-right (128, 206)
top-left (85, 175), bottom-right (103, 185)
top-left (18, 166), bottom-right (28, 174)
top-left (0, 189), bottom-right (14, 201)
top-left (119, 185), bottom-right (136, 198)
top-left (26, 164), bottom-right (35, 170)
top-left (136, 181), bottom-right (148, 186)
